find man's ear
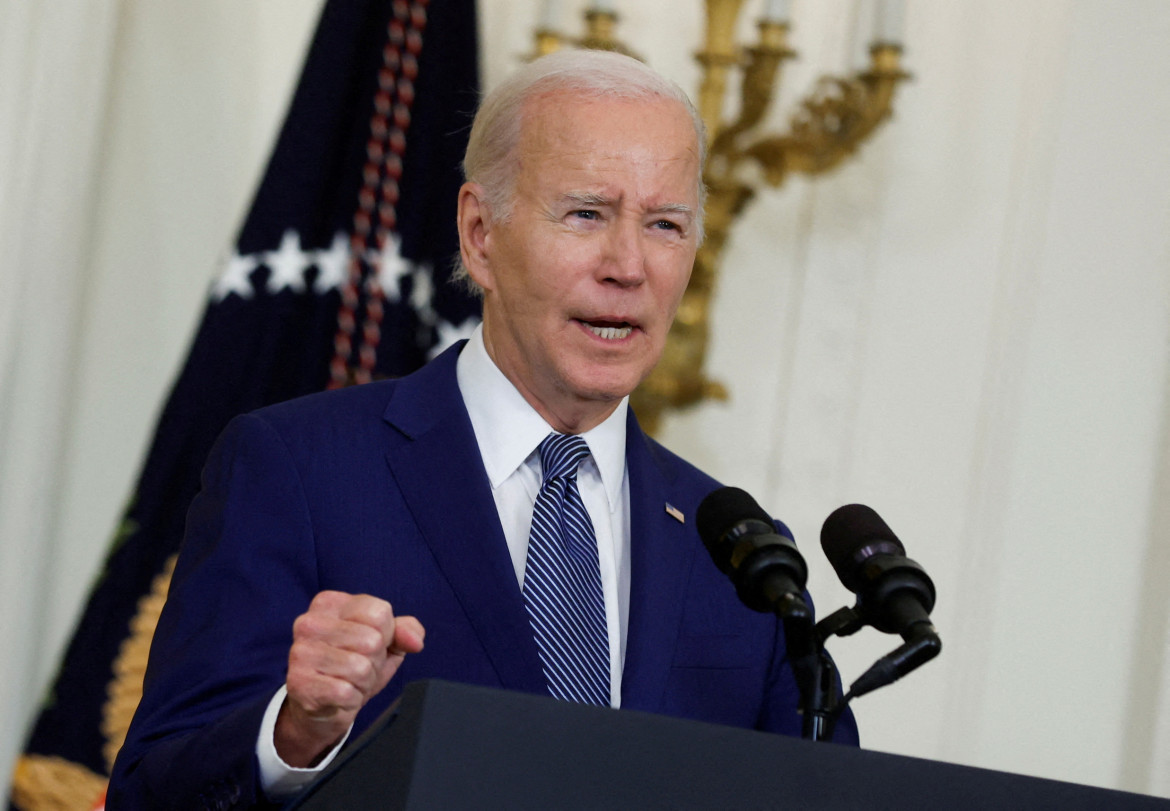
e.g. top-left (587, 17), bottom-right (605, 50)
top-left (457, 182), bottom-right (495, 292)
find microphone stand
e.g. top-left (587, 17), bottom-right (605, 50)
top-left (778, 614), bottom-right (827, 741)
top-left (798, 604), bottom-right (942, 740)
top-left (787, 606), bottom-right (859, 742)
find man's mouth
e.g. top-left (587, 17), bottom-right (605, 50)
top-left (581, 320), bottom-right (633, 340)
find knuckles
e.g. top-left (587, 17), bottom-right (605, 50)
top-left (350, 625), bottom-right (386, 658)
top-left (343, 595), bottom-right (395, 633)
top-left (345, 650), bottom-right (378, 687)
top-left (291, 611), bottom-right (387, 657)
top-left (308, 590), bottom-right (347, 613)
top-left (367, 602), bottom-right (395, 633)
top-left (291, 612), bottom-right (322, 641)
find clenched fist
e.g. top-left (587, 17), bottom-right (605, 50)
top-left (274, 591), bottom-right (424, 766)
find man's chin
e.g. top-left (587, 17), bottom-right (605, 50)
top-left (571, 360), bottom-right (653, 398)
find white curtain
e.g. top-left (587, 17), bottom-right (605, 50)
top-left (1, 0), bottom-right (122, 783)
top-left (2, 0), bottom-right (1168, 799)
top-left (0, 0), bottom-right (323, 788)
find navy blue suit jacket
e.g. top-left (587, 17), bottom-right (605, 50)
top-left (110, 343), bottom-right (857, 809)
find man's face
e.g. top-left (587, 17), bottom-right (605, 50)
top-left (461, 91), bottom-right (701, 432)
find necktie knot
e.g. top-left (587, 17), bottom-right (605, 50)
top-left (538, 433), bottom-right (590, 482)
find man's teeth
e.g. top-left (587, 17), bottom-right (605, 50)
top-left (587, 323), bottom-right (632, 340)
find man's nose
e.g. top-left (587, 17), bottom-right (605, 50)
top-left (600, 217), bottom-right (647, 287)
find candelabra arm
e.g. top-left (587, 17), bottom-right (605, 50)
top-left (742, 44), bottom-right (910, 185)
top-left (709, 21), bottom-right (794, 172)
top-left (695, 0), bottom-right (747, 142)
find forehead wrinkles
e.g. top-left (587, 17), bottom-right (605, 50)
top-left (517, 95), bottom-right (700, 207)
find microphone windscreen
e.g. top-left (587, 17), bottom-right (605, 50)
top-left (820, 504), bottom-right (906, 592)
top-left (696, 487), bottom-right (772, 546)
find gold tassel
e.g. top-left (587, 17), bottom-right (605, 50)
top-left (10, 755), bottom-right (106, 811)
top-left (101, 554), bottom-right (177, 774)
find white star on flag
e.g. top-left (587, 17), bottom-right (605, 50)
top-left (313, 231), bottom-right (351, 293)
top-left (371, 233), bottom-right (413, 302)
top-left (265, 230), bottom-right (311, 294)
top-left (409, 263), bottom-right (437, 327)
top-left (211, 250), bottom-right (259, 301)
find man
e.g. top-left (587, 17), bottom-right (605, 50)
top-left (110, 49), bottom-right (857, 808)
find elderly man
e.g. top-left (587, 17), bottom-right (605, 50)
top-left (110, 49), bottom-right (857, 808)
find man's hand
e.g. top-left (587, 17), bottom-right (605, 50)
top-left (274, 591), bottom-right (425, 767)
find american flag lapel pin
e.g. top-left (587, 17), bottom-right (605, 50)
top-left (664, 503), bottom-right (685, 524)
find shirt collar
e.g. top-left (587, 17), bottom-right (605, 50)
top-left (456, 325), bottom-right (627, 512)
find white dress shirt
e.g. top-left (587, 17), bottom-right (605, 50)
top-left (259, 326), bottom-right (632, 798)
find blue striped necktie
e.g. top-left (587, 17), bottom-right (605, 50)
top-left (522, 432), bottom-right (609, 706)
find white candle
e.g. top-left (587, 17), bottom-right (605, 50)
top-left (762, 0), bottom-right (791, 23)
top-left (873, 0), bottom-right (905, 43)
top-left (538, 0), bottom-right (559, 29)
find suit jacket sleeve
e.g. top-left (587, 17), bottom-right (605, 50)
top-left (109, 412), bottom-right (319, 809)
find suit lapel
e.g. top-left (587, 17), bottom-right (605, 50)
top-left (620, 411), bottom-right (698, 712)
top-left (381, 345), bottom-right (546, 695)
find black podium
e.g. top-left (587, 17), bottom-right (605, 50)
top-left (289, 680), bottom-right (1167, 810)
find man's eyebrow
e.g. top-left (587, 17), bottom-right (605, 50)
top-left (560, 191), bottom-right (612, 207)
top-left (560, 194), bottom-right (695, 217)
top-left (653, 203), bottom-right (695, 218)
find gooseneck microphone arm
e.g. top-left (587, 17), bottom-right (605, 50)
top-left (843, 623), bottom-right (941, 702)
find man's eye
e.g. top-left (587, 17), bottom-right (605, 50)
top-left (572, 210), bottom-right (599, 220)
top-left (653, 219), bottom-right (681, 231)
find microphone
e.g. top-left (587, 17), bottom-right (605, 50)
top-left (696, 487), bottom-right (810, 619)
top-left (820, 504), bottom-right (940, 698)
top-left (820, 504), bottom-right (936, 637)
